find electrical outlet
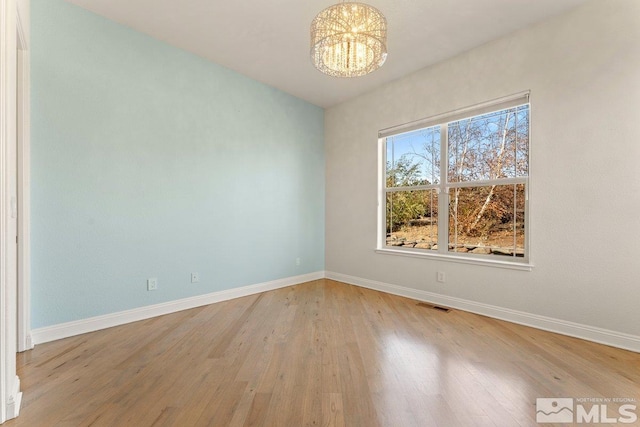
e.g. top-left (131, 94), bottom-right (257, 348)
top-left (191, 272), bottom-right (200, 283)
top-left (436, 271), bottom-right (446, 283)
top-left (296, 258), bottom-right (301, 266)
top-left (147, 278), bottom-right (158, 291)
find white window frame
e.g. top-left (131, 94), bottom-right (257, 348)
top-left (376, 92), bottom-right (533, 271)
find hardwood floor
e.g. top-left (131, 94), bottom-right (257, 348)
top-left (7, 279), bottom-right (640, 426)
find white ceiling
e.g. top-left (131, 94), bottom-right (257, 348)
top-left (64, 0), bottom-right (588, 108)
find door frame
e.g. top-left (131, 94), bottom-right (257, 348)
top-left (16, 1), bottom-right (31, 354)
top-left (1, 0), bottom-right (29, 421)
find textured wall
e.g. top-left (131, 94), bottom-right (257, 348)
top-left (31, 0), bottom-right (324, 328)
top-left (325, 0), bottom-right (640, 335)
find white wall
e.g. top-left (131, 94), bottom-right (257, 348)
top-left (325, 0), bottom-right (640, 340)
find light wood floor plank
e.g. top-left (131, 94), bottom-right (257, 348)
top-left (6, 279), bottom-right (640, 426)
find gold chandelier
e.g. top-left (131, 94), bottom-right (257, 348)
top-left (310, 1), bottom-right (388, 78)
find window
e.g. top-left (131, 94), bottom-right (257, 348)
top-left (378, 92), bottom-right (530, 267)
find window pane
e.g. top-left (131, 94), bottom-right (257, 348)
top-left (515, 105), bottom-right (529, 177)
top-left (386, 126), bottom-right (440, 187)
top-left (386, 190), bottom-right (438, 250)
top-left (448, 105), bottom-right (529, 183)
top-left (448, 184), bottom-right (525, 257)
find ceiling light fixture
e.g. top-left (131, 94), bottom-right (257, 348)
top-left (310, 1), bottom-right (387, 78)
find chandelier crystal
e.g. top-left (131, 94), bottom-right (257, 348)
top-left (310, 2), bottom-right (388, 78)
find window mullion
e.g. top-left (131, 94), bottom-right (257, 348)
top-left (386, 184), bottom-right (440, 192)
top-left (447, 177), bottom-right (527, 188)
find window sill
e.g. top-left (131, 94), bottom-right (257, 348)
top-left (375, 247), bottom-right (533, 271)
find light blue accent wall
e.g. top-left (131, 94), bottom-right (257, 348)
top-left (31, 0), bottom-right (325, 328)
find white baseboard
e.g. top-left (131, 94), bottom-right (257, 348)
top-left (326, 271), bottom-right (640, 353)
top-left (31, 271), bottom-right (325, 345)
top-left (5, 376), bottom-right (22, 421)
top-left (31, 270), bottom-right (640, 353)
